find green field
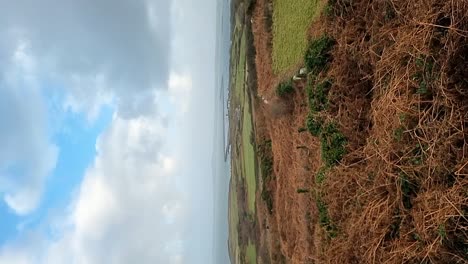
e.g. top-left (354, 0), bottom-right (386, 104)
top-left (242, 92), bottom-right (256, 213)
top-left (231, 18), bottom-right (257, 215)
top-left (246, 242), bottom-right (257, 264)
top-left (229, 178), bottom-right (240, 264)
top-left (228, 6), bottom-right (258, 263)
top-left (272, 0), bottom-right (324, 73)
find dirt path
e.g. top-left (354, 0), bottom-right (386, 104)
top-left (251, 0), bottom-right (323, 262)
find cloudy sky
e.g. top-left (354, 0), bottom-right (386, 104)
top-left (0, 0), bottom-right (221, 263)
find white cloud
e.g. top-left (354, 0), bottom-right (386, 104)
top-left (0, 0), bottom-right (173, 214)
top-left (0, 113), bottom-right (188, 263)
top-left (57, 115), bottom-right (185, 263)
top-left (0, 0), bottom-right (172, 120)
top-left (168, 72), bottom-right (193, 114)
top-left (0, 41), bottom-right (58, 215)
top-left (0, 0), bottom-right (222, 262)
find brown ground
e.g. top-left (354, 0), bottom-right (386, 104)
top-left (249, 0), bottom-right (468, 263)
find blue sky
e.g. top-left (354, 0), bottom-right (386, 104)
top-left (0, 98), bottom-right (113, 244)
top-left (0, 0), bottom-right (220, 263)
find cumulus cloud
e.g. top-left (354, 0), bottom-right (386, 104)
top-left (47, 115), bottom-right (186, 264)
top-left (0, 114), bottom-right (187, 263)
top-left (0, 0), bottom-right (171, 119)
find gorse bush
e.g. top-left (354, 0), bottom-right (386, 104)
top-left (320, 123), bottom-right (347, 167)
top-left (304, 35), bottom-right (336, 74)
top-left (316, 196), bottom-right (338, 238)
top-left (306, 113), bottom-right (323, 136)
top-left (276, 80), bottom-right (294, 97)
top-left (307, 79), bottom-right (332, 112)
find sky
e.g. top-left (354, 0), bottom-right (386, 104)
top-left (0, 0), bottom-right (223, 263)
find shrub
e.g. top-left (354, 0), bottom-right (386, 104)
top-left (316, 196), bottom-right (338, 238)
top-left (320, 123), bottom-right (347, 167)
top-left (306, 113), bottom-right (323, 136)
top-left (307, 79), bottom-right (332, 112)
top-left (261, 189), bottom-right (274, 214)
top-left (315, 167), bottom-right (328, 184)
top-left (304, 35), bottom-right (336, 74)
top-left (276, 80), bottom-right (294, 97)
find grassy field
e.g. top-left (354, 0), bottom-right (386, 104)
top-left (271, 0), bottom-right (324, 73)
top-left (228, 6), bottom-right (258, 263)
top-left (234, 28), bottom-right (246, 102)
top-left (242, 93), bottom-right (256, 214)
top-left (246, 242), bottom-right (257, 264)
top-left (228, 178), bottom-right (240, 264)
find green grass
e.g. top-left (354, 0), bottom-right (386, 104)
top-left (242, 80), bottom-right (257, 214)
top-left (231, 22), bottom-right (256, 215)
top-left (228, 177), bottom-right (240, 264)
top-left (272, 0), bottom-right (324, 73)
top-left (234, 29), bottom-right (247, 102)
top-left (246, 242), bottom-right (257, 264)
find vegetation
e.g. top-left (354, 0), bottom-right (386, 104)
top-left (297, 188), bottom-right (310, 193)
top-left (304, 35), bottom-right (335, 74)
top-left (272, 0), bottom-right (324, 73)
top-left (316, 196), bottom-right (337, 238)
top-left (242, 92), bottom-right (257, 214)
top-left (315, 167), bottom-right (327, 184)
top-left (307, 79), bottom-right (332, 112)
top-left (246, 242), bottom-right (257, 264)
top-left (306, 113), bottom-right (323, 136)
top-left (276, 80), bottom-right (294, 97)
top-left (259, 140), bottom-right (274, 214)
top-left (320, 123), bottom-right (346, 167)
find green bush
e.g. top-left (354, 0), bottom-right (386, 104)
top-left (276, 80), bottom-right (294, 97)
top-left (306, 113), bottom-right (323, 136)
top-left (307, 79), bottom-right (332, 112)
top-left (261, 189), bottom-right (274, 214)
top-left (315, 167), bottom-right (328, 184)
top-left (316, 196), bottom-right (338, 238)
top-left (304, 35), bottom-right (336, 74)
top-left (320, 123), bottom-right (347, 167)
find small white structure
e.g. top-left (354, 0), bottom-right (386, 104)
top-left (299, 67), bottom-right (308, 76)
top-left (293, 67), bottom-right (308, 81)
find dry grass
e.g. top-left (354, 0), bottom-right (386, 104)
top-left (312, 0), bottom-right (468, 262)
